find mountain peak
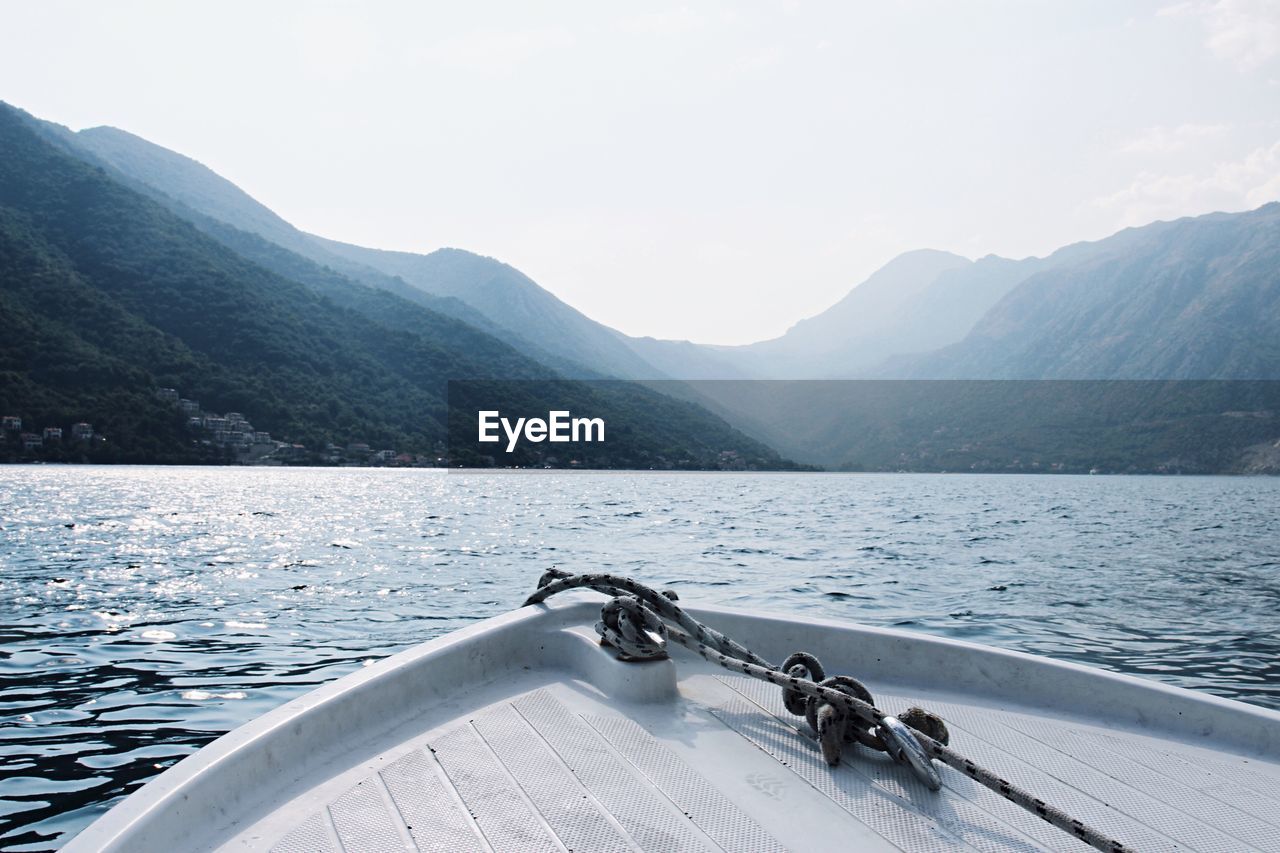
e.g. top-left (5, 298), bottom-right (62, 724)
top-left (819, 247), bottom-right (971, 310)
top-left (78, 125), bottom-right (222, 178)
top-left (884, 247), bottom-right (970, 264)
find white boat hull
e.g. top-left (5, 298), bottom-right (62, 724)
top-left (64, 594), bottom-right (1280, 852)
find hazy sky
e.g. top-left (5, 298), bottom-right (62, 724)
top-left (4, 1), bottom-right (1279, 344)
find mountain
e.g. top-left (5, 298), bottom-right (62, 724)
top-left (717, 203), bottom-right (1280, 382)
top-left (5, 99), bottom-right (1275, 472)
top-left (38, 122), bottom-right (685, 379)
top-left (617, 334), bottom-right (749, 380)
top-left (35, 126), bottom-right (511, 332)
top-left (34, 121), bottom-right (608, 379)
top-left (23, 107), bottom-right (1280, 389)
top-left (0, 102), bottom-right (796, 468)
top-left (887, 205), bottom-right (1280, 379)
top-left (307, 238), bottom-right (666, 377)
top-left (0, 103), bottom-right (548, 458)
top-left (708, 249), bottom-right (974, 377)
top-left (0, 206), bottom-right (223, 463)
top-left (40, 118), bottom-right (984, 383)
top-left (706, 247), bottom-right (1119, 378)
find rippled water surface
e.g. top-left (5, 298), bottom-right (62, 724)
top-left (2, 467), bottom-right (1278, 850)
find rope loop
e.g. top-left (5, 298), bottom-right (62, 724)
top-left (809, 675), bottom-right (867, 762)
top-left (780, 651), bottom-right (825, 714)
top-left (805, 675), bottom-right (880, 763)
top-left (596, 595), bottom-right (668, 660)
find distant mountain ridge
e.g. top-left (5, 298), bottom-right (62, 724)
top-left (306, 237), bottom-right (666, 378)
top-left (884, 205), bottom-right (1280, 379)
top-left (36, 125), bottom-right (517, 336)
top-left (708, 204), bottom-right (1279, 381)
top-left (24, 108), bottom-right (1280, 386)
top-left (707, 248), bottom-right (978, 377)
top-left (40, 122), bottom-right (701, 379)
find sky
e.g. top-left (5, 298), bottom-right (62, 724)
top-left (4, 1), bottom-right (1279, 345)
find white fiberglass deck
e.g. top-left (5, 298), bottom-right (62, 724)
top-left (65, 595), bottom-right (1280, 852)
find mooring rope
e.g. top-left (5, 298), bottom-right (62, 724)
top-left (525, 570), bottom-right (1133, 853)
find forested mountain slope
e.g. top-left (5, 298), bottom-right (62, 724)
top-left (1, 103), bottom-right (793, 467)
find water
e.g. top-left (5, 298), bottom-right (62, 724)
top-left (1, 467), bottom-right (1277, 850)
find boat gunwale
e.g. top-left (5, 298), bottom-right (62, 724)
top-left (61, 593), bottom-right (1280, 852)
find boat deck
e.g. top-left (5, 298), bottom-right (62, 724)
top-left (65, 598), bottom-right (1280, 852)
top-left (254, 652), bottom-right (1280, 853)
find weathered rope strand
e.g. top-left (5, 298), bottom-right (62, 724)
top-left (526, 572), bottom-right (1133, 853)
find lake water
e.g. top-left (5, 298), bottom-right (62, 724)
top-left (2, 466), bottom-right (1278, 850)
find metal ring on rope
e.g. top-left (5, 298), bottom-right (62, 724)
top-left (879, 715), bottom-right (942, 791)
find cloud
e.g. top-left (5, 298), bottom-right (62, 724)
top-left (290, 6), bottom-right (383, 82)
top-left (416, 26), bottom-right (575, 76)
top-left (1117, 123), bottom-right (1229, 154)
top-left (1160, 0), bottom-right (1280, 70)
top-left (617, 7), bottom-right (706, 36)
top-left (1094, 138), bottom-right (1280, 225)
top-left (726, 44), bottom-right (786, 77)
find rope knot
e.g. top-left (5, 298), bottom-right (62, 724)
top-left (804, 675), bottom-right (877, 765)
top-left (596, 595), bottom-right (668, 660)
top-left (899, 706), bottom-right (950, 746)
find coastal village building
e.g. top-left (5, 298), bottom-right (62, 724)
top-left (142, 386), bottom-right (431, 466)
top-left (8, 386), bottom-right (432, 465)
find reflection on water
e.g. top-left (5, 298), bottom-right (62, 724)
top-left (1, 467), bottom-right (1278, 850)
